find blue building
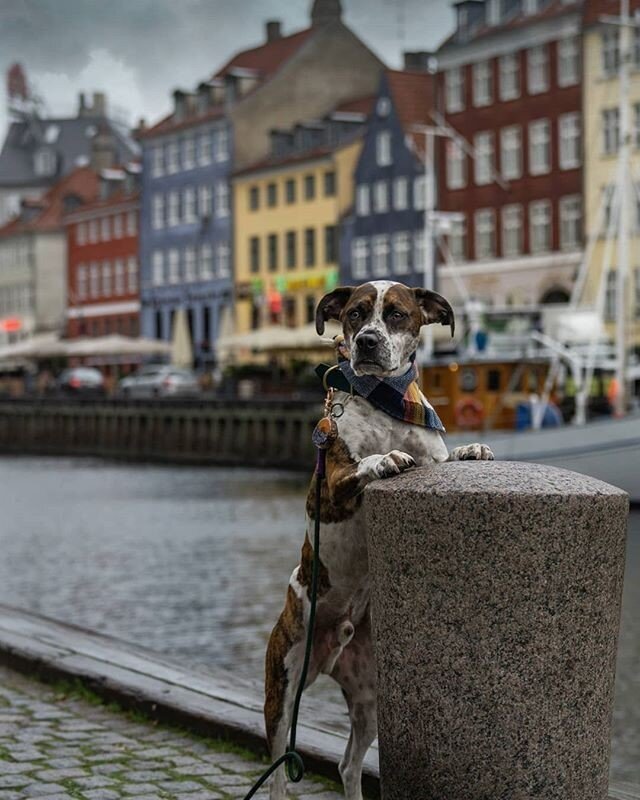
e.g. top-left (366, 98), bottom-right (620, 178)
top-left (340, 65), bottom-right (435, 288)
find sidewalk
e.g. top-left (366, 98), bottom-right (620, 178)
top-left (0, 665), bottom-right (343, 800)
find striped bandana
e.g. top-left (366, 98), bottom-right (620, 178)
top-left (336, 358), bottom-right (445, 433)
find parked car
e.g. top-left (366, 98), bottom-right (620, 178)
top-left (118, 365), bottom-right (200, 398)
top-left (56, 367), bottom-right (105, 397)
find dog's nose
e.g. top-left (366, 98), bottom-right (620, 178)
top-left (357, 332), bottom-right (379, 352)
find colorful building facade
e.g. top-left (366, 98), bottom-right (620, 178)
top-left (435, 0), bottom-right (583, 317)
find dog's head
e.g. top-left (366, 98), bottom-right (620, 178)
top-left (316, 280), bottom-right (454, 377)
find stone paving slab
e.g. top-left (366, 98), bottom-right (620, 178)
top-left (0, 664), bottom-right (343, 800)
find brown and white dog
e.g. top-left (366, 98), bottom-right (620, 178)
top-left (264, 281), bottom-right (493, 800)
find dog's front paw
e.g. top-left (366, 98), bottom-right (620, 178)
top-left (448, 443), bottom-right (494, 462)
top-left (359, 450), bottom-right (416, 481)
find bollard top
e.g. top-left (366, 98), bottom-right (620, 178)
top-left (365, 460), bottom-right (629, 502)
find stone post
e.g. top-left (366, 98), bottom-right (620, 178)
top-left (365, 461), bottom-right (628, 800)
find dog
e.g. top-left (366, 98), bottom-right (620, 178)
top-left (264, 281), bottom-right (493, 800)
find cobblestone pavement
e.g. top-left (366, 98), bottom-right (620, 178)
top-left (0, 665), bottom-right (344, 800)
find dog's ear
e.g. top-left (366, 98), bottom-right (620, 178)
top-left (316, 287), bottom-right (355, 335)
top-left (412, 288), bottom-right (455, 337)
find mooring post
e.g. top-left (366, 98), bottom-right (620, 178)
top-left (365, 461), bottom-right (628, 800)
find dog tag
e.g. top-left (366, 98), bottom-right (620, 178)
top-left (312, 416), bottom-right (338, 450)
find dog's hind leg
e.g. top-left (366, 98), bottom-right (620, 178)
top-left (331, 614), bottom-right (378, 800)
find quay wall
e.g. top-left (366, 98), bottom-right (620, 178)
top-left (0, 398), bottom-right (321, 469)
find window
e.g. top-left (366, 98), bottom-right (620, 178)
top-left (214, 127), bottom-right (229, 162)
top-left (601, 28), bottom-right (619, 77)
top-left (183, 187), bottom-right (196, 223)
top-left (473, 61), bottom-right (492, 107)
top-left (76, 223), bottom-right (86, 245)
top-left (500, 126), bottom-right (522, 180)
top-left (199, 185), bottom-right (212, 217)
top-left (602, 108), bottom-right (620, 155)
top-left (527, 45), bottom-right (548, 94)
top-left (113, 214), bottom-right (123, 239)
top-left (414, 176), bottom-right (426, 210)
top-left (183, 136), bottom-right (195, 170)
top-left (474, 132), bottom-right (493, 186)
top-left (356, 184), bottom-right (370, 216)
top-left (184, 246), bottom-right (196, 281)
top-left (446, 140), bottom-right (466, 189)
top-left (499, 53), bottom-right (520, 101)
top-left (200, 244), bottom-right (213, 278)
top-left (285, 179), bottom-right (296, 204)
top-left (392, 232), bottom-right (411, 275)
top-left (529, 200), bottom-right (552, 253)
top-left (352, 238), bottom-right (369, 279)
top-left (89, 262), bottom-right (100, 297)
top-left (152, 194), bottom-right (164, 230)
top-left (414, 230), bottom-right (425, 271)
top-left (249, 237), bottom-right (260, 273)
top-left (268, 233), bottom-right (278, 271)
top-left (559, 113), bottom-right (581, 169)
top-left (445, 67), bottom-right (464, 113)
top-left (198, 131), bottom-right (212, 166)
top-left (372, 234), bottom-right (390, 276)
top-left (166, 140), bottom-right (179, 173)
top-left (559, 195), bottom-right (581, 250)
top-left (304, 174), bottom-right (316, 200)
top-left (77, 265), bottom-right (87, 299)
top-left (393, 177), bottom-right (409, 210)
top-left (217, 243), bottom-right (230, 278)
top-left (152, 145), bottom-right (164, 177)
top-left (100, 216), bottom-right (110, 242)
top-left (448, 217), bottom-right (467, 262)
top-left (168, 191), bottom-right (180, 226)
top-left (34, 148), bottom-right (56, 176)
top-left (376, 131), bottom-right (392, 166)
top-left (474, 209), bottom-right (495, 260)
top-left (114, 259), bottom-right (125, 295)
top-left (501, 204), bottom-right (523, 257)
top-left (305, 228), bottom-right (316, 267)
top-left (286, 231), bottom-right (297, 269)
top-left (605, 271), bottom-right (616, 321)
top-left (374, 180), bottom-right (388, 213)
top-left (558, 36), bottom-right (579, 87)
top-left (529, 119), bottom-right (551, 175)
top-left (324, 225), bottom-right (337, 263)
top-left (324, 171), bottom-right (336, 196)
top-left (267, 183), bottom-right (278, 207)
top-left (126, 211), bottom-right (136, 237)
top-left (215, 181), bottom-right (229, 217)
top-left (168, 248), bottom-right (180, 283)
top-left (305, 295), bottom-right (316, 324)
top-left (88, 220), bottom-right (98, 243)
top-left (152, 251), bottom-right (164, 286)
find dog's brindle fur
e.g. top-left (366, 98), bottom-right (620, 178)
top-left (265, 281), bottom-right (493, 800)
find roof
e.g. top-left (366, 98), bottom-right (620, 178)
top-left (437, 0), bottom-right (583, 52)
top-left (332, 94), bottom-right (376, 116)
top-left (385, 70), bottom-right (435, 157)
top-left (583, 0), bottom-right (639, 27)
top-left (0, 115), bottom-right (139, 189)
top-left (0, 167), bottom-right (99, 238)
top-left (63, 189), bottom-right (140, 224)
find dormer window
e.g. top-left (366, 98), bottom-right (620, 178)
top-left (34, 148), bottom-right (56, 177)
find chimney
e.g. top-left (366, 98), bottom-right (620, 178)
top-left (403, 51), bottom-right (435, 72)
top-left (90, 122), bottom-right (116, 171)
top-left (78, 92), bottom-right (87, 116)
top-left (92, 91), bottom-right (106, 116)
top-left (311, 0), bottom-right (342, 26)
top-left (266, 20), bottom-right (282, 42)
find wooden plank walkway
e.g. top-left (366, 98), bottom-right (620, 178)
top-left (0, 604), bottom-right (636, 800)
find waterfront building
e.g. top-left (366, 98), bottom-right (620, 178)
top-left (233, 97), bottom-right (371, 333)
top-left (0, 64), bottom-right (138, 226)
top-left (0, 167), bottom-right (99, 345)
top-left (434, 0), bottom-right (583, 319)
top-left (138, 0), bottom-right (384, 364)
top-left (582, 0), bottom-right (640, 351)
top-left (64, 166), bottom-right (141, 343)
top-left (339, 61), bottom-right (435, 288)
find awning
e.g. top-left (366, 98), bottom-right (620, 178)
top-left (0, 334), bottom-right (171, 362)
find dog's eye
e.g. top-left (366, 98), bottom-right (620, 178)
top-left (390, 311), bottom-right (405, 321)
top-left (348, 309), bottom-right (360, 321)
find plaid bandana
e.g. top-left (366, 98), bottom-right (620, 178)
top-left (337, 359), bottom-right (445, 433)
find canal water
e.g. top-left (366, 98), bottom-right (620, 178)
top-left (0, 457), bottom-right (637, 783)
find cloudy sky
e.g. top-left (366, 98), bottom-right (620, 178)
top-left (0, 0), bottom-right (454, 138)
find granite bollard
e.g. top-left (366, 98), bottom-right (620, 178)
top-left (365, 461), bottom-right (628, 800)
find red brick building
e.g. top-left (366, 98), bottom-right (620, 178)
top-left (435, 0), bottom-right (584, 313)
top-left (65, 169), bottom-right (140, 341)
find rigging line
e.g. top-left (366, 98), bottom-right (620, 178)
top-left (435, 230), bottom-right (471, 306)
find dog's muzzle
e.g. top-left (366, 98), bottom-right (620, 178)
top-left (355, 331), bottom-right (380, 356)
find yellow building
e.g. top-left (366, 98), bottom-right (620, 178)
top-left (232, 135), bottom-right (363, 335)
top-left (583, 1), bottom-right (640, 350)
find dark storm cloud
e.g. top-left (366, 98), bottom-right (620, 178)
top-left (0, 0), bottom-right (453, 133)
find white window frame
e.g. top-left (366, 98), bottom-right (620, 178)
top-left (114, 259), bottom-right (125, 295)
top-left (601, 27), bottom-right (619, 78)
top-left (501, 204), bottom-right (523, 257)
top-left (76, 223), bottom-right (86, 246)
top-left (527, 45), bottom-right (549, 95)
top-left (88, 220), bottom-right (98, 244)
top-left (126, 211), bottom-right (136, 236)
top-left (529, 199), bottom-right (552, 254)
top-left (77, 264), bottom-right (87, 300)
top-left (183, 136), bottom-right (196, 170)
top-left (215, 181), bottom-right (229, 218)
top-left (529, 119), bottom-right (551, 175)
top-left (472, 61), bottom-right (492, 107)
top-left (372, 234), bottom-right (390, 276)
top-left (152, 194), bottom-right (164, 230)
top-left (474, 132), bottom-right (493, 186)
top-left (89, 262), bottom-right (100, 298)
top-left (100, 216), bottom-right (110, 242)
top-left (373, 180), bottom-right (388, 214)
top-left (559, 112), bottom-right (581, 170)
top-left (602, 108), bottom-right (620, 155)
top-left (184, 245), bottom-right (197, 282)
top-left (198, 131), bottom-right (212, 166)
top-left (113, 214), bottom-right (123, 239)
top-left (127, 257), bottom-right (138, 293)
top-left (559, 194), bottom-right (581, 251)
top-left (474, 209), bottom-right (495, 260)
top-left (356, 184), bottom-right (370, 216)
top-left (214, 127), bottom-right (229, 162)
top-left (392, 232), bottom-right (411, 275)
top-left (414, 230), bottom-right (425, 271)
top-left (558, 36), bottom-right (579, 87)
top-left (393, 177), bottom-right (409, 210)
top-left (199, 185), bottom-right (213, 217)
top-left (152, 251), bottom-right (164, 286)
top-left (500, 125), bottom-right (522, 180)
top-left (166, 140), bottom-right (179, 174)
top-left (183, 187), bottom-right (196, 224)
top-left (445, 67), bottom-right (465, 113)
top-left (499, 52), bottom-right (520, 101)
top-left (414, 175), bottom-right (426, 210)
top-left (168, 191), bottom-right (180, 227)
top-left (352, 238), bottom-right (369, 279)
top-left (217, 242), bottom-right (230, 278)
top-left (168, 248), bottom-right (180, 284)
top-left (151, 145), bottom-right (164, 177)
top-left (448, 217), bottom-right (467, 262)
top-left (446, 140), bottom-right (467, 189)
top-left (199, 243), bottom-right (213, 279)
top-left (376, 131), bottom-right (392, 166)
